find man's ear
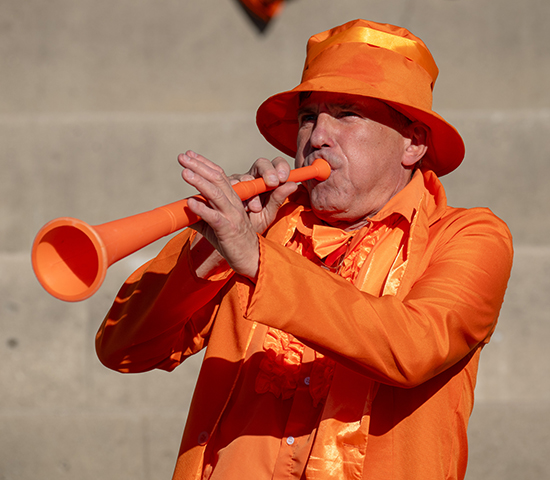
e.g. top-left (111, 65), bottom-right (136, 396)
top-left (402, 122), bottom-right (429, 167)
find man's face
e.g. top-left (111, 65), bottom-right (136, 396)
top-left (295, 92), bottom-right (416, 230)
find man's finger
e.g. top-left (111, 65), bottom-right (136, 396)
top-left (271, 156), bottom-right (292, 182)
top-left (248, 157), bottom-right (281, 187)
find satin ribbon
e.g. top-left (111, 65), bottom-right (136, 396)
top-left (306, 25), bottom-right (439, 84)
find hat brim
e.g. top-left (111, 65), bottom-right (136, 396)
top-left (256, 81), bottom-right (465, 177)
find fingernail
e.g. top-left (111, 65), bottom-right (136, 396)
top-left (277, 169), bottom-right (288, 181)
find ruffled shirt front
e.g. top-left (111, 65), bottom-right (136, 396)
top-left (255, 329), bottom-right (335, 408)
top-left (202, 205), bottom-right (398, 479)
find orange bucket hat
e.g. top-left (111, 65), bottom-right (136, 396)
top-left (256, 19), bottom-right (465, 177)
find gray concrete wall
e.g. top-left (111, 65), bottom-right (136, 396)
top-left (1, 0), bottom-right (548, 478)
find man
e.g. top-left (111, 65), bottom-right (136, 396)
top-left (96, 19), bottom-right (513, 480)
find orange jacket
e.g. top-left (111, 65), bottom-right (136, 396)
top-left (96, 170), bottom-right (513, 479)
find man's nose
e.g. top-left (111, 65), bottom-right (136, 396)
top-left (310, 112), bottom-right (335, 150)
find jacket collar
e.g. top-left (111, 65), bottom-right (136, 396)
top-left (369, 169), bottom-right (448, 226)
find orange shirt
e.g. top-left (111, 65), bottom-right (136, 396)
top-left (202, 326), bottom-right (323, 479)
top-left (202, 212), bottom-right (365, 479)
top-left (96, 169), bottom-right (513, 480)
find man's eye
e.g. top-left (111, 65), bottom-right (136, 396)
top-left (299, 113), bottom-right (316, 124)
top-left (340, 111), bottom-right (359, 118)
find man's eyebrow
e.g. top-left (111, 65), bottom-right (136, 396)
top-left (297, 104), bottom-right (315, 115)
top-left (297, 101), bottom-right (362, 118)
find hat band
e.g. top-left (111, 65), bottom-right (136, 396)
top-left (306, 26), bottom-right (439, 85)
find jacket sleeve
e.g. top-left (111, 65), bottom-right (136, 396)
top-left (95, 229), bottom-right (234, 373)
top-left (241, 209), bottom-right (513, 388)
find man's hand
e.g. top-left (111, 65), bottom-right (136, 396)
top-left (178, 151), bottom-right (297, 280)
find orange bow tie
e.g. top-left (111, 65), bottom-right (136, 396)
top-left (311, 224), bottom-right (356, 261)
